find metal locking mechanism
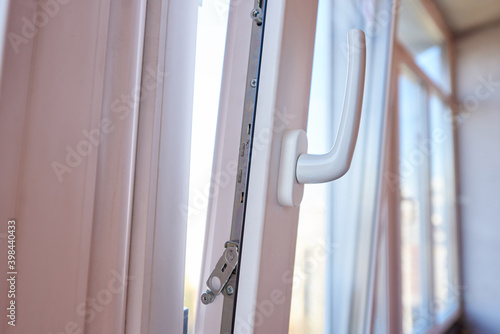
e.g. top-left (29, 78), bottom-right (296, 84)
top-left (200, 0), bottom-right (267, 332)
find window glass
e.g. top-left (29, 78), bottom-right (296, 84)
top-left (183, 1), bottom-right (230, 333)
top-left (428, 93), bottom-right (459, 323)
top-left (0, 0), bottom-right (10, 85)
top-left (398, 66), bottom-right (432, 334)
top-left (397, 0), bottom-right (450, 92)
top-left (397, 67), bottom-right (459, 333)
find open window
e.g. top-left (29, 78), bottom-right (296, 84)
top-left (183, 0), bottom-right (460, 333)
top-left (187, 0), bottom-right (395, 333)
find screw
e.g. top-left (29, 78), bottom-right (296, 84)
top-left (226, 285), bottom-right (234, 295)
top-left (250, 8), bottom-right (263, 25)
top-left (250, 78), bottom-right (257, 88)
top-left (201, 290), bottom-right (215, 305)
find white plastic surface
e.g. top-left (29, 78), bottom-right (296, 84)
top-left (277, 130), bottom-right (308, 207)
top-left (296, 29), bottom-right (366, 184)
top-left (277, 29), bottom-right (366, 206)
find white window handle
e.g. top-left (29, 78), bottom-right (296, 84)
top-left (277, 29), bottom-right (366, 207)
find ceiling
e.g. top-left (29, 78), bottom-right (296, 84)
top-left (434, 0), bottom-right (500, 35)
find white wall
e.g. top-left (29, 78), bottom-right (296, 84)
top-left (456, 24), bottom-right (500, 333)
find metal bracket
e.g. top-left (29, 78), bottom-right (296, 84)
top-left (201, 242), bottom-right (239, 305)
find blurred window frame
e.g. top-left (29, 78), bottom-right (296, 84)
top-left (385, 1), bottom-right (462, 333)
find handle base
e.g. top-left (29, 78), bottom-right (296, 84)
top-left (277, 130), bottom-right (308, 207)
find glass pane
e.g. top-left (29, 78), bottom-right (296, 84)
top-left (397, 0), bottom-right (450, 92)
top-left (289, 183), bottom-right (328, 334)
top-left (289, 0), bottom-right (331, 330)
top-left (183, 1), bottom-right (230, 333)
top-left (398, 66), bottom-right (431, 334)
top-left (289, 0), bottom-right (395, 332)
top-left (428, 93), bottom-right (459, 322)
top-left (0, 0), bottom-right (9, 83)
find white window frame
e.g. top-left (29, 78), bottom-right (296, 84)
top-left (195, 0), bottom-right (319, 332)
top-left (0, 0), bottom-right (197, 333)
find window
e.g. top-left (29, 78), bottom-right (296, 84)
top-left (392, 0), bottom-right (460, 332)
top-left (289, 0), bottom-right (395, 332)
top-left (428, 93), bottom-right (460, 324)
top-left (398, 66), bottom-right (431, 333)
top-left (182, 0), bottom-right (459, 333)
top-left (397, 0), bottom-right (450, 92)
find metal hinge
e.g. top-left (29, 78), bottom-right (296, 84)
top-left (200, 241), bottom-right (239, 305)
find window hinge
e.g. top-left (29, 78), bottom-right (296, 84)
top-left (200, 241), bottom-right (239, 305)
